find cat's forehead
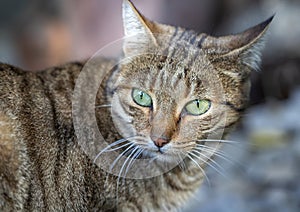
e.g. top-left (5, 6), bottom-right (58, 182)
top-left (120, 49), bottom-right (212, 78)
top-left (118, 53), bottom-right (218, 100)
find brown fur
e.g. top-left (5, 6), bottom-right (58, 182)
top-left (0, 0), bottom-right (272, 211)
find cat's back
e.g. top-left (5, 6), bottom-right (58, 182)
top-left (0, 62), bottom-right (84, 147)
top-left (0, 62), bottom-right (82, 108)
top-left (0, 62), bottom-right (86, 210)
top-left (0, 59), bottom-right (115, 210)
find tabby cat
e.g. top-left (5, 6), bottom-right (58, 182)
top-left (0, 0), bottom-right (272, 211)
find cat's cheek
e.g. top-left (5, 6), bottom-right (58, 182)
top-left (178, 116), bottom-right (213, 139)
top-left (175, 118), bottom-right (196, 138)
top-left (131, 109), bottom-right (152, 132)
top-left (133, 121), bottom-right (151, 133)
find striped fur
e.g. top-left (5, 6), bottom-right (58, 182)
top-left (0, 0), bottom-right (272, 211)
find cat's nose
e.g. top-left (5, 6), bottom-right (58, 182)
top-left (151, 136), bottom-right (170, 148)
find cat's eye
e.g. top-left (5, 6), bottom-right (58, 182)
top-left (184, 99), bottom-right (211, 116)
top-left (132, 88), bottom-right (152, 107)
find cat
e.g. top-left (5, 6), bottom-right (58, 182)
top-left (0, 0), bottom-right (272, 211)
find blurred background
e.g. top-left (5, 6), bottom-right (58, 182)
top-left (0, 0), bottom-right (299, 103)
top-left (0, 0), bottom-right (299, 211)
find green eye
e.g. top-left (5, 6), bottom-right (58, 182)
top-left (185, 99), bottom-right (211, 116)
top-left (132, 89), bottom-right (152, 107)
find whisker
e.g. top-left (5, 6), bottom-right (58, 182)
top-left (190, 150), bottom-right (227, 178)
top-left (194, 146), bottom-right (233, 164)
top-left (110, 143), bottom-right (136, 172)
top-left (134, 148), bottom-right (144, 160)
top-left (186, 154), bottom-right (210, 186)
top-left (116, 146), bottom-right (140, 200)
top-left (176, 152), bottom-right (187, 171)
top-left (105, 142), bottom-right (132, 152)
top-left (195, 144), bottom-right (225, 154)
top-left (172, 143), bottom-right (194, 149)
top-left (195, 145), bottom-right (231, 159)
top-left (196, 139), bottom-right (241, 144)
top-left (194, 145), bottom-right (242, 167)
top-left (123, 148), bottom-right (144, 179)
top-left (118, 146), bottom-right (139, 179)
top-left (95, 104), bottom-right (112, 108)
top-left (189, 152), bottom-right (226, 177)
top-left (191, 149), bottom-right (225, 171)
top-left (112, 142), bottom-right (139, 205)
top-left (94, 135), bottom-right (144, 163)
top-left (93, 138), bottom-right (130, 163)
top-left (173, 139), bottom-right (242, 150)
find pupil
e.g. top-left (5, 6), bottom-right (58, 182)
top-left (139, 92), bottom-right (143, 99)
top-left (196, 100), bottom-right (200, 108)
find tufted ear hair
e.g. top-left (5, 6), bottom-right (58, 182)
top-left (122, 0), bottom-right (158, 57)
top-left (202, 16), bottom-right (274, 71)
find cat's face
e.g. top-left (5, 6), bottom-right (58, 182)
top-left (108, 0), bottom-right (271, 163)
top-left (111, 55), bottom-right (224, 162)
top-left (111, 47), bottom-right (245, 162)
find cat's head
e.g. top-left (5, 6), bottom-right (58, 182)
top-left (109, 0), bottom-right (272, 163)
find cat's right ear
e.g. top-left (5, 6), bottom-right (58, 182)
top-left (203, 16), bottom-right (273, 71)
top-left (122, 0), bottom-right (158, 57)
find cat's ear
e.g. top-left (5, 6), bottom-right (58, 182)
top-left (206, 16), bottom-right (274, 71)
top-left (122, 0), bottom-right (158, 57)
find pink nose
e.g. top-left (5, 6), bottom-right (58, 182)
top-left (152, 137), bottom-right (169, 148)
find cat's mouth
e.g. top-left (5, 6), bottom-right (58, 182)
top-left (101, 136), bottom-right (185, 164)
top-left (145, 147), bottom-right (167, 156)
top-left (114, 141), bottom-right (176, 161)
top-left (135, 143), bottom-right (186, 163)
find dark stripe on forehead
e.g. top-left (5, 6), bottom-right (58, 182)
top-left (181, 30), bottom-right (198, 43)
top-left (185, 34), bottom-right (209, 67)
top-left (170, 71), bottom-right (183, 90)
top-left (167, 30), bottom-right (199, 64)
top-left (162, 26), bottom-right (179, 56)
top-left (169, 30), bottom-right (195, 60)
top-left (170, 26), bottom-right (179, 41)
top-left (178, 30), bottom-right (188, 41)
top-left (190, 34), bottom-right (198, 45)
top-left (186, 39), bottom-right (204, 68)
top-left (197, 34), bottom-right (207, 49)
top-left (168, 31), bottom-right (186, 59)
top-left (186, 46), bottom-right (200, 68)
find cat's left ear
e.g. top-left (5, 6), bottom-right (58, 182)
top-left (206, 16), bottom-right (274, 71)
top-left (122, 0), bottom-right (160, 57)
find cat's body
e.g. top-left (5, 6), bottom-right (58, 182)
top-left (0, 0), bottom-right (272, 211)
top-left (0, 60), bottom-right (204, 211)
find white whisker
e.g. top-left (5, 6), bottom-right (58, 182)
top-left (110, 143), bottom-right (136, 172)
top-left (93, 138), bottom-right (130, 163)
top-left (190, 150), bottom-right (227, 178)
top-left (116, 146), bottom-right (140, 202)
top-left (194, 145), bottom-right (242, 167)
top-left (95, 104), bottom-right (112, 108)
top-left (106, 142), bottom-right (132, 152)
top-left (176, 152), bottom-right (187, 171)
top-left (123, 148), bottom-right (144, 179)
top-left (194, 146), bottom-right (231, 163)
top-left (196, 139), bottom-right (241, 144)
top-left (118, 146), bottom-right (139, 179)
top-left (186, 154), bottom-right (210, 186)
